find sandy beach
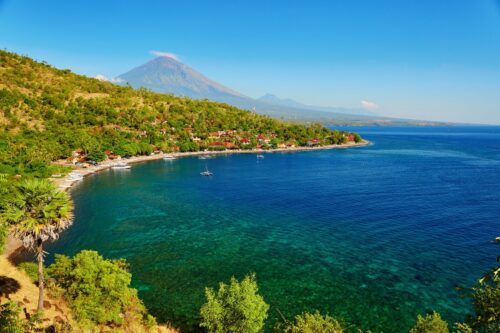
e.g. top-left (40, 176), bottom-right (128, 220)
top-left (52, 140), bottom-right (370, 191)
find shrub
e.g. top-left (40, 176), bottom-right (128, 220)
top-left (0, 301), bottom-right (41, 333)
top-left (409, 312), bottom-right (448, 333)
top-left (280, 311), bottom-right (343, 333)
top-left (200, 273), bottom-right (269, 333)
top-left (86, 150), bottom-right (106, 162)
top-left (47, 250), bottom-right (151, 328)
top-left (0, 222), bottom-right (6, 255)
top-left (18, 262), bottom-right (40, 283)
top-left (463, 237), bottom-right (500, 332)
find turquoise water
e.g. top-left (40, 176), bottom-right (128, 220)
top-left (47, 126), bottom-right (500, 332)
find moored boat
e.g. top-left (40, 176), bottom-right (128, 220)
top-left (163, 155), bottom-right (177, 160)
top-left (112, 162), bottom-right (131, 169)
top-left (200, 166), bottom-right (213, 176)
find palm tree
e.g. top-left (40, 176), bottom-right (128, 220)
top-left (0, 178), bottom-right (73, 311)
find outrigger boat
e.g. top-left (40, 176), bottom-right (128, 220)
top-left (163, 154), bottom-right (177, 160)
top-left (200, 166), bottom-right (213, 176)
top-left (111, 162), bottom-right (131, 169)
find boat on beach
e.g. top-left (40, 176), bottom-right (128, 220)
top-left (68, 171), bottom-right (84, 181)
top-left (163, 155), bottom-right (177, 160)
top-left (112, 162), bottom-right (131, 169)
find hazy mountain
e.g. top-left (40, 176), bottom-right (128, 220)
top-left (117, 56), bottom-right (445, 126)
top-left (258, 93), bottom-right (377, 116)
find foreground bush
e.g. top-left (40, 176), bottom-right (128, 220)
top-left (200, 273), bottom-right (269, 333)
top-left (280, 311), bottom-right (343, 333)
top-left (409, 312), bottom-right (448, 333)
top-left (0, 301), bottom-right (41, 333)
top-left (461, 237), bottom-right (500, 332)
top-left (47, 250), bottom-right (154, 328)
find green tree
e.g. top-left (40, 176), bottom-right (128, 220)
top-left (200, 273), bottom-right (269, 333)
top-left (460, 237), bottom-right (500, 332)
top-left (0, 174), bottom-right (12, 254)
top-left (0, 301), bottom-right (41, 333)
top-left (280, 311), bottom-right (343, 333)
top-left (409, 312), bottom-right (448, 333)
top-left (0, 179), bottom-right (73, 312)
top-left (47, 250), bottom-right (151, 328)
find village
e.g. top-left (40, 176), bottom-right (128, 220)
top-left (66, 127), bottom-right (359, 167)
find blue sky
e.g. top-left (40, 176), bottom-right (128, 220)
top-left (1, 0), bottom-right (500, 124)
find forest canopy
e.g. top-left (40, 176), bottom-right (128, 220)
top-left (0, 50), bottom-right (361, 177)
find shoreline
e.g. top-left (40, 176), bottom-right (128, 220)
top-left (5, 140), bottom-right (370, 258)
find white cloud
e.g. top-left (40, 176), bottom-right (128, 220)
top-left (95, 74), bottom-right (108, 81)
top-left (110, 77), bottom-right (124, 84)
top-left (150, 50), bottom-right (179, 60)
top-left (360, 100), bottom-right (379, 110)
top-left (94, 75), bottom-right (124, 84)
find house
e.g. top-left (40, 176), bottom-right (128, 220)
top-left (209, 131), bottom-right (221, 138)
top-left (69, 148), bottom-right (86, 165)
top-left (277, 143), bottom-right (287, 148)
top-left (240, 138), bottom-right (251, 145)
top-left (159, 128), bottom-right (167, 135)
top-left (257, 134), bottom-right (271, 144)
top-left (345, 134), bottom-right (355, 142)
top-left (223, 142), bottom-right (237, 149)
top-left (184, 127), bottom-right (194, 133)
top-left (192, 137), bottom-right (201, 142)
top-left (210, 141), bottom-right (225, 147)
top-left (104, 150), bottom-right (120, 160)
top-left (307, 139), bottom-right (320, 146)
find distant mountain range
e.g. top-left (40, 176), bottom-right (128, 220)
top-left (257, 93), bottom-right (376, 116)
top-left (117, 56), bottom-right (445, 126)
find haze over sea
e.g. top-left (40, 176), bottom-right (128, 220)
top-left (47, 126), bottom-right (500, 332)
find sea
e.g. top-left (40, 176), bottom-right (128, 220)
top-left (46, 126), bottom-right (500, 332)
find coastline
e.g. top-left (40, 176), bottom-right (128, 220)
top-left (4, 140), bottom-right (370, 257)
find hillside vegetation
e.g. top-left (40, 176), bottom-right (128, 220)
top-left (0, 50), bottom-right (360, 177)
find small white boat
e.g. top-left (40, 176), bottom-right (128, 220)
top-left (198, 155), bottom-right (214, 160)
top-left (68, 172), bottom-right (84, 181)
top-left (200, 166), bottom-right (213, 176)
top-left (257, 154), bottom-right (265, 159)
top-left (112, 162), bottom-right (131, 169)
top-left (163, 155), bottom-right (177, 160)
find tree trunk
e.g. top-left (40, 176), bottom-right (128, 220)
top-left (37, 241), bottom-right (44, 312)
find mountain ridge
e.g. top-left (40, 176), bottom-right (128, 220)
top-left (116, 56), bottom-right (449, 126)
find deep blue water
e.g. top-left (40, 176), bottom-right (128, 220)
top-left (47, 126), bottom-right (500, 332)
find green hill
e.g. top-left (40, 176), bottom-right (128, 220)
top-left (0, 50), bottom-right (360, 177)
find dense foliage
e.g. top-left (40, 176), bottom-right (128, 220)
top-left (461, 237), bottom-right (500, 332)
top-left (0, 301), bottom-right (40, 333)
top-left (0, 50), bottom-right (361, 177)
top-left (0, 174), bottom-right (10, 254)
top-left (47, 250), bottom-right (155, 329)
top-left (279, 311), bottom-right (344, 333)
top-left (409, 312), bottom-right (449, 333)
top-left (200, 273), bottom-right (269, 333)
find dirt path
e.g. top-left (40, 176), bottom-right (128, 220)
top-left (0, 255), bottom-right (73, 326)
